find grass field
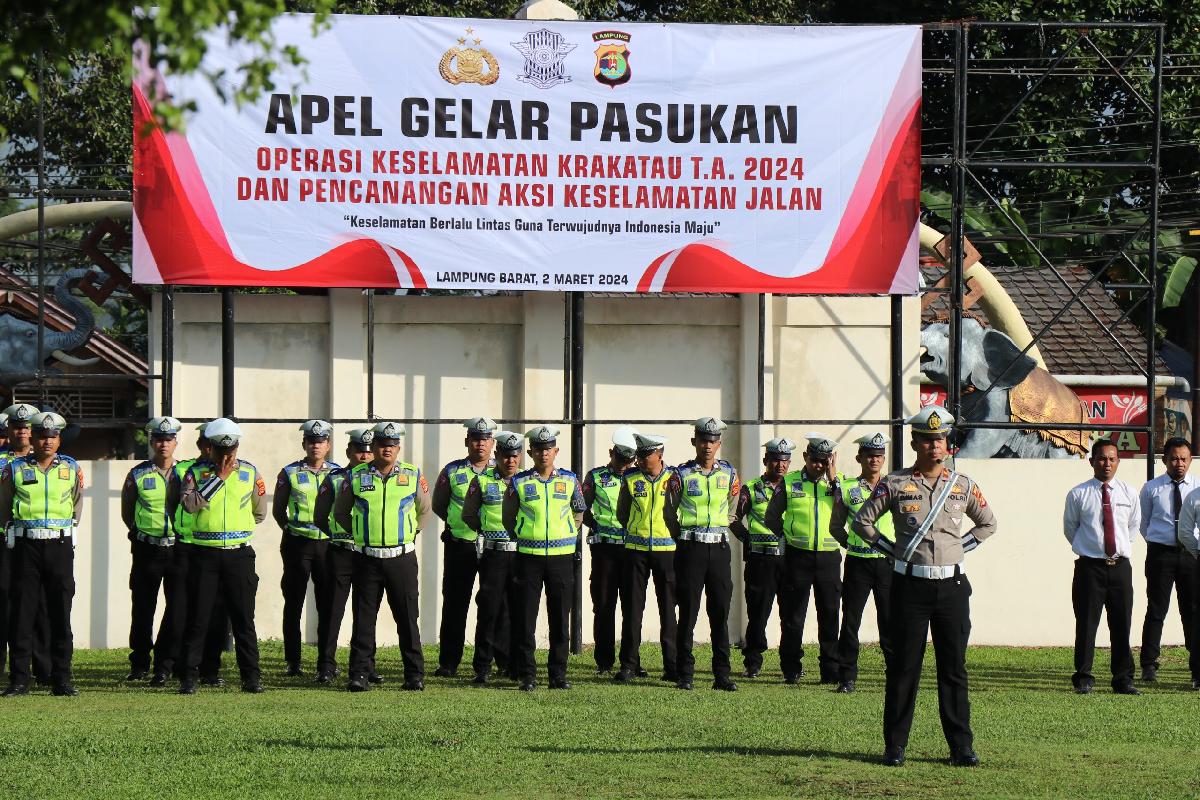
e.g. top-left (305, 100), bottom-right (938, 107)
top-left (0, 642), bottom-right (1197, 799)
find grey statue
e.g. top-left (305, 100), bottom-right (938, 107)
top-left (921, 318), bottom-right (1086, 459)
top-left (0, 268), bottom-right (100, 381)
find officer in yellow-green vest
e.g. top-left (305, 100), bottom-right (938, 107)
top-left (670, 417), bottom-right (740, 692)
top-left (120, 416), bottom-right (186, 686)
top-left (730, 437), bottom-right (795, 679)
top-left (333, 421), bottom-right (430, 692)
top-left (462, 430), bottom-right (524, 684)
top-left (503, 426), bottom-right (586, 692)
top-left (765, 434), bottom-right (844, 685)
top-left (432, 416), bottom-right (497, 678)
top-left (614, 432), bottom-right (678, 684)
top-left (829, 432), bottom-right (895, 694)
top-left (313, 427), bottom-right (378, 685)
top-left (173, 418), bottom-right (268, 695)
top-left (273, 419), bottom-right (341, 678)
top-left (583, 426), bottom-right (637, 677)
top-left (0, 412), bottom-right (82, 697)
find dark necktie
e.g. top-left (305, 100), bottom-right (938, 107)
top-left (1172, 481), bottom-right (1183, 533)
top-left (1101, 483), bottom-right (1117, 558)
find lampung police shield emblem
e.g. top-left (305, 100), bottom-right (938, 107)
top-left (511, 28), bottom-right (576, 88)
top-left (592, 31), bottom-right (631, 88)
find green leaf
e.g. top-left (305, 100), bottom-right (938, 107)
top-left (1162, 256), bottom-right (1197, 309)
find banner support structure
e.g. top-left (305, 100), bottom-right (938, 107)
top-left (569, 291), bottom-right (585, 655)
top-left (221, 288), bottom-right (235, 417)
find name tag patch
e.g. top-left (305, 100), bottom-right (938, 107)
top-left (686, 478), bottom-right (703, 496)
top-left (455, 473), bottom-right (469, 485)
top-left (297, 473), bottom-right (310, 484)
top-left (142, 476), bottom-right (158, 490)
top-left (524, 484), bottom-right (539, 500)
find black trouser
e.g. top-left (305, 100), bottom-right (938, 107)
top-left (349, 551), bottom-right (423, 682)
top-left (589, 541), bottom-right (624, 672)
top-left (1140, 542), bottom-right (1197, 671)
top-left (779, 547), bottom-right (842, 680)
top-left (838, 555), bottom-right (893, 682)
top-left (175, 544), bottom-right (229, 680)
top-left (128, 538), bottom-right (188, 675)
top-left (318, 542), bottom-right (371, 675)
top-left (438, 536), bottom-right (479, 672)
top-left (181, 544), bottom-right (260, 683)
top-left (7, 538), bottom-right (73, 688)
top-left (884, 570), bottom-right (973, 753)
top-left (1072, 556), bottom-right (1134, 688)
top-left (513, 553), bottom-right (573, 682)
top-left (280, 533), bottom-right (330, 668)
top-left (620, 548), bottom-right (677, 675)
top-left (1189, 558), bottom-right (1200, 680)
top-left (2, 545), bottom-right (50, 681)
top-left (473, 547), bottom-right (518, 676)
top-left (741, 552), bottom-right (782, 673)
top-left (674, 539), bottom-right (732, 682)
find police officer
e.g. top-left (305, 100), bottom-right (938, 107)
top-left (0, 411), bottom-right (82, 696)
top-left (121, 416), bottom-right (186, 685)
top-left (502, 426), bottom-right (586, 691)
top-left (731, 437), bottom-right (794, 679)
top-left (333, 421), bottom-right (429, 692)
top-left (174, 418), bottom-right (268, 695)
top-left (462, 430), bottom-right (524, 684)
top-left (583, 427), bottom-right (637, 677)
top-left (829, 433), bottom-right (895, 693)
top-left (852, 406), bottom-right (997, 768)
top-left (273, 419), bottom-right (340, 677)
top-left (313, 427), bottom-right (379, 685)
top-left (614, 432), bottom-right (678, 683)
top-left (670, 417), bottom-right (740, 692)
top-left (765, 434), bottom-right (844, 685)
top-left (432, 417), bottom-right (497, 678)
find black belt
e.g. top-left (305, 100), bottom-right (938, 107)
top-left (1079, 555), bottom-right (1127, 566)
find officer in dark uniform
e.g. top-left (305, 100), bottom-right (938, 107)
top-left (731, 437), bottom-right (794, 678)
top-left (432, 417), bottom-right (497, 678)
top-left (669, 417), bottom-right (740, 692)
top-left (273, 419), bottom-right (340, 677)
top-left (852, 406), bottom-right (998, 768)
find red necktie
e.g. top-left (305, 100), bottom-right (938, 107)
top-left (1101, 483), bottom-right (1117, 558)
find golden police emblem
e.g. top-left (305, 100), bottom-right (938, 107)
top-left (927, 411), bottom-right (942, 430)
top-left (440, 28), bottom-right (500, 86)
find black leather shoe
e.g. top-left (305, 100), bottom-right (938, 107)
top-left (676, 678), bottom-right (694, 691)
top-left (549, 678), bottom-right (572, 690)
top-left (178, 680), bottom-right (197, 695)
top-left (1140, 665), bottom-right (1158, 683)
top-left (881, 746), bottom-right (905, 767)
top-left (347, 676), bottom-right (370, 692)
top-left (199, 676), bottom-right (226, 688)
top-left (149, 672), bottom-right (169, 688)
top-left (284, 664), bottom-right (305, 678)
top-left (712, 677), bottom-right (738, 692)
top-left (634, 667), bottom-right (649, 678)
top-left (368, 672), bottom-right (385, 685)
top-left (2, 684), bottom-right (29, 697)
top-left (52, 684), bottom-right (80, 697)
top-left (1113, 683), bottom-right (1140, 695)
top-left (612, 669), bottom-right (633, 684)
top-left (315, 671), bottom-right (334, 685)
top-left (472, 672), bottom-right (490, 686)
top-left (519, 680), bottom-right (536, 692)
top-left (1192, 678), bottom-right (1199, 691)
top-left (125, 670), bottom-right (148, 682)
top-left (433, 667), bottom-right (456, 678)
top-left (402, 679), bottom-right (425, 691)
top-left (241, 681), bottom-right (265, 694)
top-left (744, 668), bottom-right (760, 679)
top-left (783, 673), bottom-right (801, 685)
top-left (1074, 681), bottom-right (1094, 695)
top-left (950, 749), bottom-right (980, 767)
top-left (836, 680), bottom-right (856, 694)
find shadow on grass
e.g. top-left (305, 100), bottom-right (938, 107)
top-left (260, 738), bottom-right (391, 752)
top-left (524, 744), bottom-right (948, 765)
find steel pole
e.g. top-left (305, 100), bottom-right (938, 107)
top-left (221, 288), bottom-right (235, 417)
top-left (569, 292), bottom-right (585, 655)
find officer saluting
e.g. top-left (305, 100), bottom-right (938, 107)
top-left (852, 406), bottom-right (997, 768)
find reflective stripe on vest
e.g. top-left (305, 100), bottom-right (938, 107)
top-left (350, 462), bottom-right (421, 549)
top-left (841, 477), bottom-right (894, 558)
top-left (622, 468), bottom-right (675, 551)
top-left (782, 470), bottom-right (840, 551)
top-left (587, 466), bottom-right (625, 542)
top-left (444, 459), bottom-right (491, 542)
top-left (512, 469), bottom-right (578, 556)
top-left (325, 470), bottom-right (353, 545)
top-left (173, 460), bottom-right (195, 543)
top-left (11, 456), bottom-right (78, 531)
top-left (285, 461), bottom-right (338, 539)
top-left (476, 470), bottom-right (512, 541)
top-left (190, 462), bottom-right (259, 547)
top-left (676, 461), bottom-right (734, 531)
top-left (744, 476), bottom-right (780, 547)
top-left (132, 462), bottom-right (173, 539)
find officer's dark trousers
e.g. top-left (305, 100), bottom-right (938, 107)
top-left (1140, 542), bottom-right (1196, 671)
top-left (514, 553), bottom-right (573, 682)
top-left (280, 533), bottom-right (330, 668)
top-left (884, 571), bottom-right (972, 753)
top-left (349, 551), bottom-right (423, 681)
top-left (589, 542), bottom-right (624, 672)
top-left (674, 539), bottom-right (732, 682)
top-left (181, 545), bottom-right (260, 683)
top-left (128, 538), bottom-right (188, 675)
top-left (438, 536), bottom-right (478, 672)
top-left (620, 548), bottom-right (677, 675)
top-left (318, 543), bottom-right (368, 675)
top-left (1072, 556), bottom-right (1134, 688)
top-left (779, 547), bottom-right (842, 680)
top-left (8, 538), bottom-right (73, 687)
top-left (837, 555), bottom-right (893, 682)
top-left (2, 545), bottom-right (50, 681)
top-left (175, 544), bottom-right (228, 679)
top-left (741, 552), bottom-right (782, 673)
top-left (473, 548), bottom-right (517, 676)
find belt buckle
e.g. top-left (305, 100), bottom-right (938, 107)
top-left (1105, 556), bottom-right (1119, 566)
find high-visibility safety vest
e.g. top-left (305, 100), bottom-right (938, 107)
top-left (174, 459), bottom-right (195, 544)
top-left (440, 458), bottom-right (492, 542)
top-left (282, 460), bottom-right (340, 539)
top-left (475, 469), bottom-right (511, 541)
top-left (129, 460), bottom-right (175, 539)
top-left (510, 468), bottom-right (579, 556)
top-left (10, 455), bottom-right (79, 531)
top-left (840, 477), bottom-right (895, 558)
top-left (781, 470), bottom-right (843, 551)
top-left (586, 465), bottom-right (625, 543)
top-left (189, 460), bottom-right (261, 548)
top-left (323, 468), bottom-right (353, 546)
top-left (675, 460), bottom-right (736, 532)
top-left (349, 461), bottom-right (422, 549)
top-left (622, 467), bottom-right (675, 551)
top-left (743, 476), bottom-right (781, 547)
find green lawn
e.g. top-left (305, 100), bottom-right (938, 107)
top-left (1, 642), bottom-right (1197, 799)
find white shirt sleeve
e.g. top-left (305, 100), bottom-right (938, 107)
top-left (1063, 488), bottom-right (1079, 545)
top-left (1138, 482), bottom-right (1152, 538)
top-left (1125, 483), bottom-right (1142, 545)
top-left (1180, 496), bottom-right (1200, 556)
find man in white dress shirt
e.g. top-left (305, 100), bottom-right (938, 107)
top-left (1176, 458), bottom-right (1200, 690)
top-left (1137, 437), bottom-right (1197, 683)
top-left (1063, 439), bottom-right (1142, 695)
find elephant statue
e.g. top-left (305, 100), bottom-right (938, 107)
top-left (921, 318), bottom-right (1088, 459)
top-left (0, 268), bottom-right (100, 382)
